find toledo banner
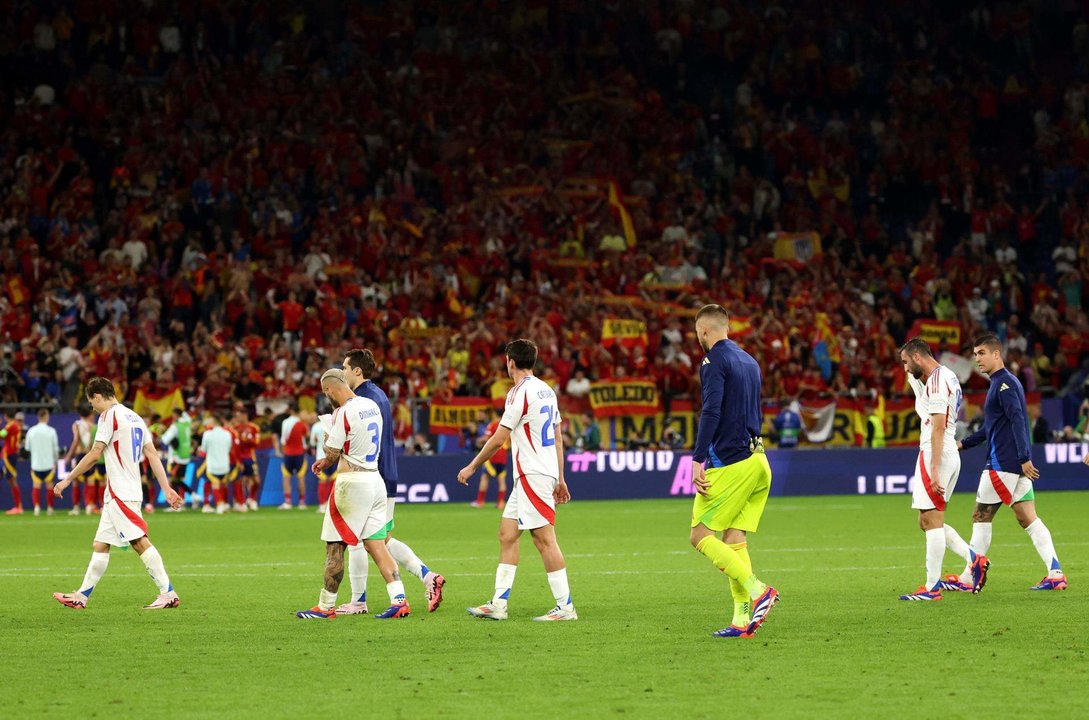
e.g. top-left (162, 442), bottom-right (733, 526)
top-left (601, 318), bottom-right (648, 349)
top-left (588, 380), bottom-right (659, 417)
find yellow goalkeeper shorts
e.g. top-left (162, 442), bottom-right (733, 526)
top-left (690, 452), bottom-right (772, 533)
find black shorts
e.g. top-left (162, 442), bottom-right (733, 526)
top-left (238, 458), bottom-right (256, 478)
top-left (31, 468), bottom-right (56, 484)
top-left (283, 454), bottom-right (305, 475)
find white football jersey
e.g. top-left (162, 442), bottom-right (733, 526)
top-left (95, 403), bottom-right (152, 502)
top-left (907, 365), bottom-right (961, 452)
top-left (501, 375), bottom-right (562, 480)
top-left (325, 396), bottom-right (383, 471)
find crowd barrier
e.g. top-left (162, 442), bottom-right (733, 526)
top-left (3, 443), bottom-right (1087, 509)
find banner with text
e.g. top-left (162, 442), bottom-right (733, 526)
top-left (908, 319), bottom-right (962, 349)
top-left (588, 380), bottom-right (660, 417)
top-left (428, 397), bottom-right (495, 435)
top-left (600, 318), bottom-right (649, 349)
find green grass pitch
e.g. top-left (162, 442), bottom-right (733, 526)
top-left (1, 494), bottom-right (1086, 719)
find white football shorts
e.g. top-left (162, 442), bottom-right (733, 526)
top-left (976, 469), bottom-right (1033, 506)
top-left (94, 499), bottom-right (148, 547)
top-left (321, 472), bottom-right (388, 545)
top-left (502, 473), bottom-right (557, 530)
top-left (911, 448), bottom-right (961, 511)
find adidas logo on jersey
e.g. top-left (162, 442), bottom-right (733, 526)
top-left (1000, 383), bottom-right (1010, 391)
top-left (702, 357), bottom-right (710, 366)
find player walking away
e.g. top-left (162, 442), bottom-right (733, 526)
top-left (278, 403), bottom-right (309, 510)
top-left (26, 409), bottom-right (60, 516)
top-left (471, 408), bottom-right (508, 509)
top-left (897, 338), bottom-right (987, 601)
top-left (295, 370), bottom-right (409, 620)
top-left (52, 377), bottom-right (183, 610)
top-left (337, 348), bottom-right (445, 615)
top-left (200, 413), bottom-right (234, 514)
top-left (62, 407), bottom-right (97, 515)
top-left (232, 406), bottom-right (261, 511)
top-left (457, 339), bottom-right (577, 622)
top-left (1, 412), bottom-right (25, 514)
top-left (956, 334), bottom-right (1067, 591)
top-left (161, 407), bottom-right (194, 511)
top-left (688, 305), bottom-right (779, 638)
top-left (310, 413), bottom-right (332, 513)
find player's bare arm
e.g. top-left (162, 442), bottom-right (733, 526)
top-left (457, 424), bottom-right (512, 485)
top-left (553, 421), bottom-right (571, 504)
top-left (930, 412), bottom-right (946, 495)
top-left (54, 441), bottom-right (106, 496)
top-left (63, 422), bottom-right (80, 461)
top-left (143, 442), bottom-right (183, 509)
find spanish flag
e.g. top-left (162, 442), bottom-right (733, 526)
top-left (608, 181), bottom-right (637, 248)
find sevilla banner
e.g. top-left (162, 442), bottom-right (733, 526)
top-left (601, 318), bottom-right (648, 349)
top-left (908, 320), bottom-right (961, 349)
top-left (133, 386), bottom-right (185, 419)
top-left (589, 381), bottom-right (659, 417)
top-left (428, 397), bottom-right (495, 436)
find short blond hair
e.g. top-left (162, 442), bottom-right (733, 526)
top-left (320, 368), bottom-right (348, 387)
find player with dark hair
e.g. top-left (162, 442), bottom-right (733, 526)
top-left (1, 411), bottom-right (25, 514)
top-left (278, 402), bottom-right (309, 510)
top-left (955, 334), bottom-right (1067, 591)
top-left (458, 338), bottom-right (577, 622)
top-left (897, 338), bottom-right (984, 601)
top-left (52, 377), bottom-right (183, 610)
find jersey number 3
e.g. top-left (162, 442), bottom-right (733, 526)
top-left (364, 422), bottom-right (379, 462)
top-left (540, 406), bottom-right (556, 448)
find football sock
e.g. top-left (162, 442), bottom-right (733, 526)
top-left (46, 487), bottom-right (54, 508)
top-left (72, 484), bottom-right (81, 507)
top-left (10, 484), bottom-right (21, 507)
top-left (79, 551), bottom-right (110, 598)
top-left (233, 483), bottom-right (245, 505)
top-left (960, 522), bottom-right (993, 584)
top-left (943, 524), bottom-right (974, 562)
top-left (387, 580), bottom-right (406, 604)
top-left (493, 563), bottom-right (516, 608)
top-left (347, 548), bottom-right (368, 602)
top-left (32, 487), bottom-right (40, 508)
top-left (319, 588), bottom-right (338, 611)
top-left (1024, 519), bottom-right (1062, 576)
top-left (387, 538), bottom-right (426, 581)
top-left (696, 536), bottom-right (765, 599)
top-left (140, 545), bottom-right (173, 594)
top-left (924, 528), bottom-right (945, 590)
top-left (728, 542), bottom-right (753, 625)
top-left (475, 488), bottom-right (486, 504)
top-left (546, 568), bottom-right (572, 608)
top-left (203, 482), bottom-right (213, 506)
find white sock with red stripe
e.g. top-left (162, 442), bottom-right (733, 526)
top-left (78, 552), bottom-right (110, 599)
top-left (924, 528), bottom-right (945, 590)
top-left (1024, 519), bottom-right (1063, 577)
top-left (546, 568), bottom-right (572, 609)
top-left (493, 563), bottom-right (516, 608)
top-left (943, 524), bottom-right (974, 563)
top-left (139, 545), bottom-right (173, 595)
top-left (347, 548), bottom-right (368, 603)
top-left (959, 522), bottom-right (993, 585)
top-left (387, 538), bottom-right (427, 582)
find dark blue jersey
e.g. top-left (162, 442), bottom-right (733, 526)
top-left (354, 380), bottom-right (398, 496)
top-left (692, 339), bottom-right (764, 467)
top-left (961, 368), bottom-right (1031, 473)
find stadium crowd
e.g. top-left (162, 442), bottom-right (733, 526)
top-left (2, 0), bottom-right (1089, 443)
